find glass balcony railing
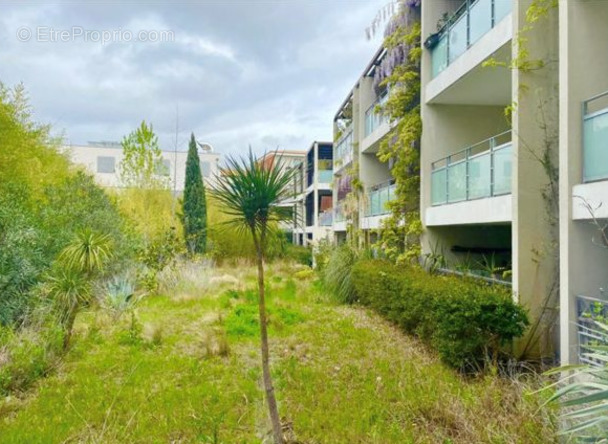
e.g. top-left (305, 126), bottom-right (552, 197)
top-left (583, 91), bottom-right (608, 182)
top-left (318, 170), bottom-right (333, 183)
top-left (364, 90), bottom-right (389, 137)
top-left (366, 181), bottom-right (396, 217)
top-left (319, 210), bottom-right (333, 226)
top-left (334, 203), bottom-right (346, 223)
top-left (430, 0), bottom-right (512, 78)
top-left (335, 128), bottom-right (353, 168)
top-left (431, 130), bottom-right (512, 206)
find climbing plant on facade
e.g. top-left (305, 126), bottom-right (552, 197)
top-left (374, 1), bottom-right (422, 264)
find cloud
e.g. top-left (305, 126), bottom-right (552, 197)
top-left (0, 0), bottom-right (388, 158)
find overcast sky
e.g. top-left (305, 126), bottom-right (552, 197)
top-left (0, 0), bottom-right (388, 157)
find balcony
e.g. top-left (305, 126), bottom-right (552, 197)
top-left (334, 202), bottom-right (346, 223)
top-left (430, 0), bottom-right (512, 79)
top-left (431, 131), bottom-right (512, 206)
top-left (364, 91), bottom-right (389, 138)
top-left (583, 91), bottom-right (608, 183)
top-left (577, 295), bottom-right (608, 367)
top-left (335, 128), bottom-right (354, 170)
top-left (319, 210), bottom-right (333, 227)
top-left (366, 181), bottom-right (396, 217)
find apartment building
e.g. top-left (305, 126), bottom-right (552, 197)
top-left (419, 0), bottom-right (608, 364)
top-left (63, 141), bottom-right (221, 192)
top-left (256, 150), bottom-right (307, 242)
top-left (558, 2), bottom-right (608, 366)
top-left (291, 141), bottom-right (334, 246)
top-left (333, 47), bottom-right (396, 245)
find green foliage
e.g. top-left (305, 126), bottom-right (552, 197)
top-left (224, 299), bottom-right (304, 338)
top-left (101, 275), bottom-right (137, 320)
top-left (59, 228), bottom-right (113, 275)
top-left (119, 120), bottom-right (167, 189)
top-left (137, 227), bottom-right (182, 292)
top-left (293, 269), bottom-right (314, 280)
top-left (283, 244), bottom-right (312, 266)
top-left (351, 259), bottom-right (529, 370)
top-left (376, 12), bottom-right (423, 264)
top-left (211, 149), bottom-right (295, 255)
top-left (322, 244), bottom-right (367, 304)
top-left (181, 133), bottom-right (208, 255)
top-left (545, 321), bottom-right (608, 441)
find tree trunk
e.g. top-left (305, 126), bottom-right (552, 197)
top-left (253, 231), bottom-right (283, 444)
top-left (63, 305), bottom-right (78, 350)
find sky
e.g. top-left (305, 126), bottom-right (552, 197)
top-left (0, 0), bottom-right (389, 157)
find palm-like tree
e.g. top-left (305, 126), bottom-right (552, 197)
top-left (212, 149), bottom-right (294, 444)
top-left (52, 228), bottom-right (113, 349)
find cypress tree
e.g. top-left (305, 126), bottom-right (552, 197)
top-left (182, 133), bottom-right (207, 254)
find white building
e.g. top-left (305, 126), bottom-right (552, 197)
top-left (63, 141), bottom-right (220, 192)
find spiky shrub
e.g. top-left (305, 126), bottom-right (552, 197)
top-left (102, 276), bottom-right (136, 320)
top-left (545, 322), bottom-right (608, 441)
top-left (211, 149), bottom-right (294, 444)
top-left (52, 228), bottom-right (113, 348)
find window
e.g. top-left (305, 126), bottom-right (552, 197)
top-left (97, 156), bottom-right (115, 173)
top-left (201, 161), bottom-right (211, 178)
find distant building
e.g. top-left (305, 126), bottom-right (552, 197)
top-left (63, 141), bottom-right (221, 192)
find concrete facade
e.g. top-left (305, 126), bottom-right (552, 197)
top-left (292, 142), bottom-right (334, 247)
top-left (332, 47), bottom-right (395, 245)
top-left (64, 142), bottom-right (221, 192)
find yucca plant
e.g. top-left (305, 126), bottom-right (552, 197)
top-left (46, 267), bottom-right (91, 349)
top-left (102, 275), bottom-right (136, 320)
top-left (545, 321), bottom-right (608, 441)
top-left (59, 228), bottom-right (113, 274)
top-left (51, 228), bottom-right (114, 348)
top-left (211, 149), bottom-right (294, 444)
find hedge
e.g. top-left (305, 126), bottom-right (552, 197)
top-left (351, 259), bottom-right (529, 370)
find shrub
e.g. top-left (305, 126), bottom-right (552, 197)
top-left (283, 244), bottom-right (312, 266)
top-left (322, 244), bottom-right (364, 304)
top-left (351, 259), bottom-right (529, 370)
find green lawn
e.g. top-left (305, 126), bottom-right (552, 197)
top-left (0, 262), bottom-right (555, 443)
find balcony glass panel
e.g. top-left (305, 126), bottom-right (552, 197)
top-left (583, 96), bottom-right (608, 182)
top-left (319, 211), bottom-right (333, 226)
top-left (431, 168), bottom-right (448, 205)
top-left (468, 151), bottom-right (491, 199)
top-left (318, 170), bottom-right (333, 183)
top-left (432, 34), bottom-right (449, 78)
top-left (493, 143), bottom-right (512, 195)
top-left (431, 131), bottom-right (512, 206)
top-left (494, 0), bottom-right (513, 23)
top-left (430, 0), bottom-right (512, 78)
top-left (366, 182), bottom-right (395, 216)
top-left (335, 130), bottom-right (353, 168)
top-left (577, 295), bottom-right (608, 367)
top-left (447, 161), bottom-right (467, 202)
top-left (469, 0), bottom-right (492, 45)
top-left (448, 14), bottom-right (468, 64)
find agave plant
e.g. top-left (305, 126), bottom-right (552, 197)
top-left (102, 276), bottom-right (136, 320)
top-left (545, 321), bottom-right (608, 441)
top-left (211, 149), bottom-right (294, 444)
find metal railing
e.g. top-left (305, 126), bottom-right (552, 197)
top-left (431, 130), bottom-right (512, 206)
top-left (577, 295), bottom-right (608, 366)
top-left (364, 90), bottom-right (389, 137)
top-left (430, 0), bottom-right (512, 78)
top-left (335, 128), bottom-right (354, 168)
top-left (583, 90), bottom-right (608, 182)
top-left (366, 180), bottom-right (396, 217)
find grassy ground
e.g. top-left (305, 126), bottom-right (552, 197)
top-left (0, 261), bottom-right (556, 443)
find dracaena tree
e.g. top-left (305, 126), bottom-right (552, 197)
top-left (211, 149), bottom-right (294, 444)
